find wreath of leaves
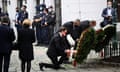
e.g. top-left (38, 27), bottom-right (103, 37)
top-left (75, 25), bottom-right (115, 64)
top-left (93, 25), bottom-right (116, 52)
top-left (75, 28), bottom-right (95, 64)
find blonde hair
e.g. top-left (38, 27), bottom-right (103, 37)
top-left (22, 19), bottom-right (32, 26)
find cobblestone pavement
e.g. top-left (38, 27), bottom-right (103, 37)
top-left (9, 46), bottom-right (120, 72)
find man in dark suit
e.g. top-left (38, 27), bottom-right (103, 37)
top-left (39, 27), bottom-right (69, 71)
top-left (41, 8), bottom-right (53, 44)
top-left (48, 6), bottom-right (56, 39)
top-left (80, 20), bottom-right (96, 32)
top-left (18, 5), bottom-right (28, 29)
top-left (63, 20), bottom-right (96, 49)
top-left (33, 12), bottom-right (45, 46)
top-left (101, 1), bottom-right (116, 27)
top-left (0, 16), bottom-right (15, 72)
top-left (63, 19), bottom-right (81, 41)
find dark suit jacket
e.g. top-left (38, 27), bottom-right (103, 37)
top-left (32, 13), bottom-right (44, 28)
top-left (0, 24), bottom-right (15, 54)
top-left (43, 14), bottom-right (53, 26)
top-left (63, 21), bottom-right (82, 40)
top-left (18, 28), bottom-right (35, 61)
top-left (47, 33), bottom-right (68, 57)
top-left (102, 8), bottom-right (116, 23)
top-left (63, 21), bottom-right (74, 34)
top-left (18, 11), bottom-right (28, 24)
top-left (79, 20), bottom-right (90, 32)
top-left (48, 11), bottom-right (56, 26)
top-left (102, 8), bottom-right (115, 18)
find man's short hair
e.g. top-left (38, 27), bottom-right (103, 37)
top-left (75, 19), bottom-right (80, 22)
top-left (1, 16), bottom-right (10, 23)
top-left (44, 8), bottom-right (49, 13)
top-left (49, 6), bottom-right (53, 9)
top-left (107, 0), bottom-right (112, 2)
top-left (23, 5), bottom-right (27, 8)
top-left (90, 20), bottom-right (96, 26)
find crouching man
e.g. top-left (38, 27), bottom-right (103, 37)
top-left (39, 27), bottom-right (72, 71)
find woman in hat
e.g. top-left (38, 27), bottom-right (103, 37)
top-left (17, 19), bottom-right (35, 72)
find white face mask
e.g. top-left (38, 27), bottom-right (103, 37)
top-left (107, 5), bottom-right (112, 8)
top-left (49, 9), bottom-right (52, 12)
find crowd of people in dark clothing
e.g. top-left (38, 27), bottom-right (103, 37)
top-left (0, 15), bottom-right (35, 72)
top-left (0, 5), bottom-right (96, 72)
top-left (0, 0), bottom-right (115, 72)
top-left (0, 4), bottom-right (56, 72)
top-left (33, 4), bottom-right (56, 46)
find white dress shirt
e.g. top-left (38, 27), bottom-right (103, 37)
top-left (107, 8), bottom-right (112, 16)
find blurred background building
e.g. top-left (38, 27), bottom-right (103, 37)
top-left (0, 0), bottom-right (120, 30)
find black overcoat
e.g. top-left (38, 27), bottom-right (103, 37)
top-left (47, 33), bottom-right (68, 57)
top-left (0, 24), bottom-right (15, 54)
top-left (18, 28), bottom-right (35, 61)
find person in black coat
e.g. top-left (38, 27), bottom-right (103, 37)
top-left (63, 20), bottom-right (96, 50)
top-left (0, 16), bottom-right (15, 72)
top-left (41, 8), bottom-right (53, 44)
top-left (63, 19), bottom-right (81, 41)
top-left (39, 27), bottom-right (69, 71)
top-left (80, 20), bottom-right (96, 32)
top-left (18, 19), bottom-right (35, 72)
top-left (63, 19), bottom-right (81, 51)
top-left (32, 12), bottom-right (44, 46)
top-left (74, 20), bottom-right (96, 48)
top-left (48, 6), bottom-right (56, 39)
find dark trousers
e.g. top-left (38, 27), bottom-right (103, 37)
top-left (15, 24), bottom-right (22, 30)
top-left (41, 26), bottom-right (50, 44)
top-left (0, 53), bottom-right (11, 72)
top-left (42, 54), bottom-right (67, 69)
top-left (102, 19), bottom-right (112, 27)
top-left (36, 27), bottom-right (42, 44)
top-left (21, 60), bottom-right (31, 72)
top-left (49, 25), bottom-right (54, 40)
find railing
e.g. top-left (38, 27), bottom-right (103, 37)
top-left (104, 41), bottom-right (120, 58)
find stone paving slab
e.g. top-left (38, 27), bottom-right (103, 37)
top-left (9, 46), bottom-right (120, 72)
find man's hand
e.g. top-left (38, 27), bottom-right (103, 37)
top-left (34, 18), bottom-right (42, 22)
top-left (44, 22), bottom-right (48, 26)
top-left (65, 49), bottom-right (77, 57)
top-left (65, 49), bottom-right (71, 57)
top-left (76, 39), bottom-right (79, 42)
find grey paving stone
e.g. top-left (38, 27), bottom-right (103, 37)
top-left (9, 46), bottom-right (120, 72)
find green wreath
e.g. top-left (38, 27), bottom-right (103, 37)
top-left (75, 28), bottom-right (95, 64)
top-left (93, 25), bottom-right (116, 52)
top-left (75, 25), bottom-right (115, 64)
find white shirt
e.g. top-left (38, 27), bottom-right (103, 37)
top-left (107, 8), bottom-right (112, 16)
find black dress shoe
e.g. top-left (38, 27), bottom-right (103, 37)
top-left (39, 63), bottom-right (44, 71)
